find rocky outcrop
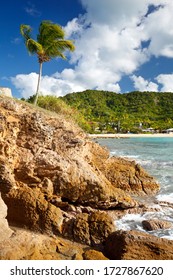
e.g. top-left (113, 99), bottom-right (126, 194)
top-left (142, 219), bottom-right (172, 231)
top-left (0, 96), bottom-right (160, 259)
top-left (0, 96), bottom-right (159, 210)
top-left (0, 194), bottom-right (13, 241)
top-left (96, 156), bottom-right (159, 195)
top-left (104, 230), bottom-right (173, 260)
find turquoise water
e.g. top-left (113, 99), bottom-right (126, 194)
top-left (96, 137), bottom-right (173, 239)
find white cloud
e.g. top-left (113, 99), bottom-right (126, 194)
top-left (64, 17), bottom-right (84, 38)
top-left (11, 73), bottom-right (38, 98)
top-left (131, 75), bottom-right (159, 91)
top-left (64, 0), bottom-right (172, 94)
top-left (11, 72), bottom-right (85, 98)
top-left (80, 0), bottom-right (151, 28)
top-left (142, 1), bottom-right (173, 58)
top-left (12, 0), bottom-right (173, 97)
top-left (156, 74), bottom-right (173, 92)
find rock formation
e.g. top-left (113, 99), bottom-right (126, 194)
top-left (0, 193), bottom-right (13, 242)
top-left (0, 96), bottom-right (161, 259)
top-left (142, 219), bottom-right (172, 231)
top-left (104, 230), bottom-right (173, 260)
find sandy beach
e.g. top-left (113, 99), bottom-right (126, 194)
top-left (89, 133), bottom-right (173, 138)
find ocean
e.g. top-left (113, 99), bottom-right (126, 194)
top-left (96, 137), bottom-right (173, 240)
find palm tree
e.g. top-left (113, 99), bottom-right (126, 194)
top-left (20, 20), bottom-right (75, 105)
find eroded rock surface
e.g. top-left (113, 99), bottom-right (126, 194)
top-left (0, 96), bottom-right (161, 259)
top-left (0, 227), bottom-right (107, 260)
top-left (104, 230), bottom-right (173, 260)
top-left (0, 194), bottom-right (13, 241)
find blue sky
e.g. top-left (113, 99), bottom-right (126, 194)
top-left (1, 0), bottom-right (173, 98)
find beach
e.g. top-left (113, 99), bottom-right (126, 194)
top-left (89, 133), bottom-right (173, 138)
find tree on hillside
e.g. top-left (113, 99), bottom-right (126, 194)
top-left (20, 20), bottom-right (75, 105)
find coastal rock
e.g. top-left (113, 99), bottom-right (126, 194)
top-left (0, 96), bottom-right (159, 243)
top-left (0, 228), bottom-right (96, 260)
top-left (142, 219), bottom-right (172, 231)
top-left (72, 211), bottom-right (115, 246)
top-left (88, 211), bottom-right (115, 245)
top-left (98, 157), bottom-right (159, 195)
top-left (83, 249), bottom-right (108, 260)
top-left (104, 230), bottom-right (173, 260)
top-left (3, 186), bottom-right (63, 234)
top-left (73, 213), bottom-right (90, 245)
top-left (0, 194), bottom-right (13, 241)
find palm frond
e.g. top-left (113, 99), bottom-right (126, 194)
top-left (45, 39), bottom-right (75, 59)
top-left (20, 24), bottom-right (32, 41)
top-left (37, 21), bottom-right (65, 46)
top-left (27, 39), bottom-right (43, 55)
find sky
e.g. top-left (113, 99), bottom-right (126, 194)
top-left (1, 0), bottom-right (173, 99)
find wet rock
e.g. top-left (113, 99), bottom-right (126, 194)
top-left (142, 219), bottom-right (172, 231)
top-left (104, 230), bottom-right (173, 260)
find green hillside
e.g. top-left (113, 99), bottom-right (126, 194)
top-left (61, 90), bottom-right (173, 133)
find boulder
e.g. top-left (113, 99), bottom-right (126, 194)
top-left (0, 193), bottom-right (13, 241)
top-left (142, 219), bottom-right (172, 231)
top-left (104, 230), bottom-right (173, 260)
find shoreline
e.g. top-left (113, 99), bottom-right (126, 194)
top-left (88, 133), bottom-right (173, 138)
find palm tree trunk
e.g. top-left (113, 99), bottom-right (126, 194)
top-left (34, 62), bottom-right (42, 105)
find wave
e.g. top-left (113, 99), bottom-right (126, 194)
top-left (100, 137), bottom-right (173, 240)
top-left (157, 193), bottom-right (173, 204)
top-left (115, 208), bottom-right (173, 240)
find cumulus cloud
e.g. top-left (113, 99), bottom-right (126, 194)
top-left (11, 72), bottom-right (85, 99)
top-left (131, 75), bottom-right (159, 91)
top-left (156, 74), bottom-right (173, 92)
top-left (12, 0), bottom-right (173, 97)
top-left (142, 0), bottom-right (173, 58)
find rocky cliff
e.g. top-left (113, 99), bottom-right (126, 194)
top-left (0, 96), bottom-right (162, 259)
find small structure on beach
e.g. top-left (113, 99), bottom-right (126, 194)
top-left (164, 128), bottom-right (173, 134)
top-left (142, 127), bottom-right (155, 133)
top-left (0, 87), bottom-right (12, 97)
